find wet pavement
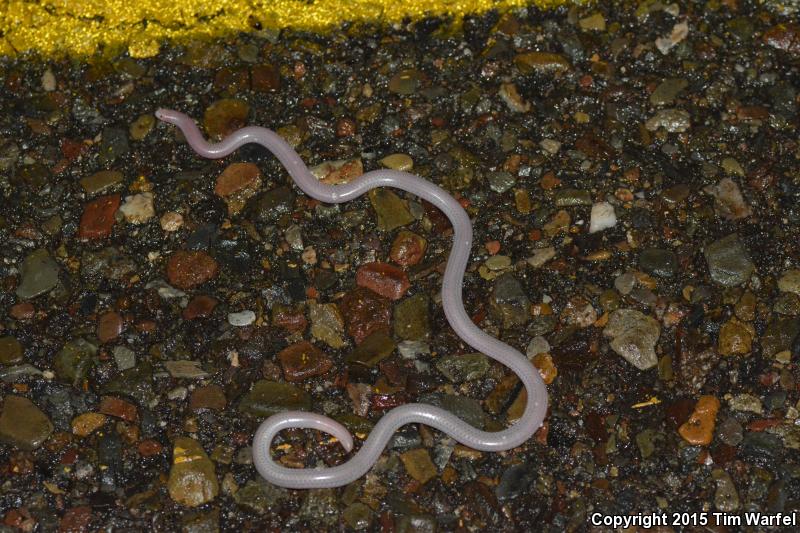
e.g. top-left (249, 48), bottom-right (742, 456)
top-left (1, 1), bottom-right (800, 531)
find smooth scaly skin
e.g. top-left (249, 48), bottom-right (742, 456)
top-left (155, 108), bottom-right (549, 489)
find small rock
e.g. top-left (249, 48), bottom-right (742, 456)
top-left (112, 346), bottom-right (136, 371)
top-left (129, 114), bottom-right (155, 140)
top-left (498, 83), bottom-right (531, 113)
top-left (561, 296), bottom-right (597, 328)
top-left (589, 202), bottom-right (617, 233)
top-left (164, 360), bottom-right (209, 379)
top-left (204, 99), bottom-right (250, 139)
top-left (543, 209), bottom-right (570, 236)
top-left (394, 293), bottom-right (430, 341)
top-left (228, 310), bottom-right (256, 326)
top-left (251, 63), bottom-right (281, 92)
top-left (678, 395), bottom-right (720, 445)
top-left (718, 318), bottom-right (755, 356)
top-left (489, 273), bottom-right (530, 328)
top-left (343, 502), bottom-right (372, 530)
top-left (515, 52), bottom-right (571, 73)
top-left (98, 396), bottom-right (137, 422)
top-left (650, 78), bottom-right (688, 106)
top-left (97, 310), bottom-right (124, 343)
top-left (704, 178), bottom-right (751, 220)
top-left (166, 251), bottom-right (219, 290)
top-left (400, 448), bottom-right (437, 484)
top-left (119, 192), bottom-right (155, 224)
top-left (579, 12), bottom-right (606, 31)
top-left (645, 109), bottom-right (691, 132)
top-left (0, 396), bottom-right (53, 450)
top-left (704, 234), bottom-right (754, 287)
top-left (54, 338), bottom-right (98, 386)
top-left (655, 21), bottom-right (689, 55)
top-left (527, 247), bottom-right (556, 268)
top-left (160, 211), bottom-right (184, 232)
top-left (233, 478), bottom-right (287, 514)
top-left (41, 69), bottom-right (56, 91)
top-left (390, 230), bottom-right (427, 267)
top-left (525, 336), bottom-right (550, 358)
top-left (80, 170), bottom-right (123, 195)
top-left (532, 353), bottom-right (557, 384)
top-left (540, 139), bottom-right (561, 154)
top-left (190, 385), bottom-right (227, 410)
top-left (168, 437), bottom-right (219, 507)
top-left (488, 171), bottom-right (517, 194)
top-left (728, 393), bottom-right (763, 415)
top-left (388, 69), bottom-right (423, 95)
top-left (278, 341), bottom-right (333, 382)
top-left (71, 412), bottom-right (107, 437)
top-left (310, 158), bottom-right (363, 185)
top-left (436, 353), bottom-right (489, 382)
top-left (346, 331), bottom-right (396, 367)
top-left (309, 302), bottom-right (347, 348)
top-left (778, 269), bottom-right (800, 296)
top-left (603, 309), bottom-right (661, 370)
top-left (639, 248), bottom-right (677, 278)
top-left (554, 188), bottom-right (592, 207)
top-left (379, 153), bottom-right (413, 171)
top-left (368, 189), bottom-right (414, 231)
top-left (214, 162), bottom-right (262, 215)
top-left (182, 295), bottom-right (218, 320)
top-left (0, 336), bottom-right (23, 365)
top-left (78, 194), bottom-right (121, 239)
top-left (712, 469), bottom-right (740, 512)
top-left (239, 381), bottom-right (311, 417)
top-left (356, 262), bottom-right (410, 300)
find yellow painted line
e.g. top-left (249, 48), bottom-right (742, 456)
top-left (1, 0), bottom-right (570, 59)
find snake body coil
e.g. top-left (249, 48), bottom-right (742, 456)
top-left (156, 109), bottom-right (548, 489)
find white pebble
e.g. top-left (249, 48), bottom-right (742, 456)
top-left (41, 69), bottom-right (56, 91)
top-left (228, 310), bottom-right (256, 326)
top-left (589, 202), bottom-right (617, 233)
top-left (120, 192), bottom-right (155, 224)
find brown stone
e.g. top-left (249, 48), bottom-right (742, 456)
top-left (71, 413), bottom-right (107, 437)
top-left (763, 23), bottom-right (800, 55)
top-left (166, 251), bottom-right (219, 290)
top-left (78, 194), bottom-right (120, 240)
top-left (9, 302), bottom-right (35, 320)
top-left (278, 341), bottom-right (333, 382)
top-left (335, 118), bottom-right (356, 137)
top-left (214, 162), bottom-right (262, 215)
top-left (532, 353), bottom-right (557, 385)
top-left (399, 448), bottom-right (437, 484)
top-left (340, 287), bottom-right (392, 344)
top-left (182, 295), bottom-right (218, 320)
top-left (251, 63), bottom-right (281, 92)
top-left (96, 310), bottom-right (123, 343)
top-left (138, 439), bottom-right (163, 457)
top-left (718, 318), bottom-right (754, 356)
top-left (390, 230), bottom-right (427, 267)
top-left (98, 396), bottom-right (137, 422)
top-left (203, 98), bottom-right (250, 139)
top-left (271, 304), bottom-right (308, 333)
top-left (356, 262), bottom-right (410, 301)
top-left (678, 395), bottom-right (720, 446)
top-left (59, 506), bottom-right (91, 533)
top-left (190, 385), bottom-right (227, 411)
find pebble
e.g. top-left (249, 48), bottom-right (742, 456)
top-left (400, 448), bottom-right (438, 484)
top-left (356, 262), bottom-right (410, 300)
top-left (761, 316), bottom-right (800, 358)
top-left (54, 338), bottom-right (98, 386)
top-left (164, 360), bottom-right (209, 379)
top-left (561, 296), bottom-right (597, 328)
top-left (540, 139), bottom-right (561, 154)
top-left (436, 353), bottom-right (489, 382)
top-left (579, 12), bottom-right (606, 31)
top-left (379, 153), bottom-right (413, 171)
top-left (71, 412), bottom-right (107, 437)
top-left (190, 385), bottom-right (227, 410)
top-left (310, 158), bottom-right (364, 185)
top-left (203, 99), bottom-right (250, 138)
top-left (166, 250), bottom-right (219, 290)
top-left (728, 393), bottom-right (763, 414)
top-left (718, 318), bottom-right (755, 356)
top-left (645, 109), bottom-right (691, 132)
top-left (238, 380), bottom-right (311, 417)
top-left (639, 248), bottom-right (677, 278)
top-left (388, 69), bottom-right (423, 95)
top-left (678, 395), bottom-right (720, 445)
top-left (99, 395), bottom-right (138, 421)
top-left (650, 78), bottom-right (688, 106)
top-left (489, 273), bottom-right (530, 328)
top-left (498, 82), bottom-right (531, 113)
top-left (394, 293), bottom-right (430, 341)
top-left (0, 396), bottom-right (54, 450)
top-left (398, 340), bottom-right (430, 359)
top-left (532, 353), bottom-right (557, 384)
top-left (97, 310), bottom-right (124, 343)
top-left (543, 209), bottom-right (570, 236)
top-left (41, 68), bottom-right (56, 91)
top-left (309, 302), bottom-right (347, 348)
top-left (80, 170), bottom-right (123, 195)
top-left (525, 336), bottom-right (550, 358)
top-left (717, 417), bottom-right (744, 446)
top-left (704, 178), bottom-right (751, 220)
top-left (251, 63), bottom-right (281, 92)
top-left (554, 188), bottom-right (592, 207)
top-left (603, 309), bottom-right (661, 370)
top-left (119, 192), bottom-right (155, 224)
top-left (515, 52), bottom-right (571, 73)
top-left (655, 21), bottom-right (689, 55)
top-left (168, 437), bottom-right (219, 507)
top-left (487, 171), bottom-right (517, 193)
top-left (112, 346), bottom-right (136, 371)
top-left (368, 188), bottom-right (414, 231)
top-left (78, 194), bottom-right (121, 239)
top-left (0, 336), bottom-right (23, 365)
top-left (233, 479), bottom-right (287, 514)
top-left (129, 114), bottom-right (155, 140)
top-left (278, 341), bottom-right (333, 381)
top-left (214, 162), bottom-right (262, 215)
top-left (228, 310), bottom-right (256, 326)
top-left (712, 469), bottom-right (740, 512)
top-left (346, 331), bottom-right (396, 367)
top-left (182, 295), bottom-right (218, 320)
top-left (589, 202), bottom-right (617, 233)
top-left (343, 502), bottom-right (372, 530)
top-left (390, 230), bottom-right (427, 267)
top-left (160, 211), bottom-right (184, 231)
top-left (778, 269), bottom-right (800, 296)
top-left (703, 234), bottom-right (754, 287)
top-left (527, 247), bottom-right (556, 268)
